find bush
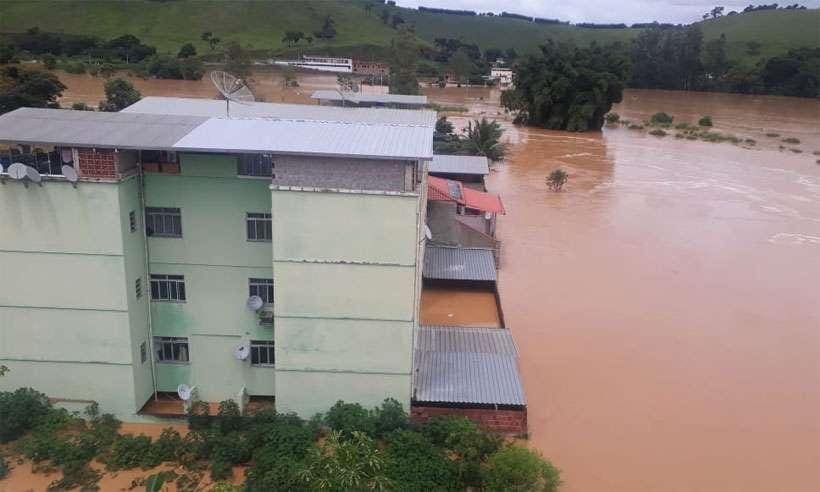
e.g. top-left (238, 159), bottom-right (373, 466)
top-left (604, 112), bottom-right (620, 123)
top-left (698, 115), bottom-right (713, 126)
top-left (42, 54), bottom-right (57, 70)
top-left (322, 400), bottom-right (376, 436)
top-left (71, 102), bottom-right (93, 111)
top-left (482, 445), bottom-right (562, 492)
top-left (108, 434), bottom-right (153, 469)
top-left (298, 431), bottom-right (392, 491)
top-left (187, 400), bottom-right (212, 430)
top-left (210, 459), bottom-right (232, 481)
top-left (421, 416), bottom-right (501, 488)
top-left (372, 398), bottom-right (408, 437)
top-left (650, 112), bottom-right (674, 125)
top-left (0, 387), bottom-right (53, 443)
top-left (63, 61), bottom-right (86, 74)
top-left (384, 429), bottom-right (459, 490)
top-left (0, 456), bottom-right (8, 479)
top-left (648, 128), bottom-right (667, 137)
top-left (152, 428), bottom-right (183, 462)
top-left (782, 137), bottom-right (801, 144)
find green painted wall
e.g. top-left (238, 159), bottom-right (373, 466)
top-left (146, 153), bottom-right (275, 401)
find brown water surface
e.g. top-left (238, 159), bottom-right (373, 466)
top-left (55, 71), bottom-right (820, 491)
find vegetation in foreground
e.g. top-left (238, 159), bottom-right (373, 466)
top-left (0, 387), bottom-right (561, 491)
top-left (434, 116), bottom-right (507, 162)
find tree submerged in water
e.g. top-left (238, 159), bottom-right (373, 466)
top-left (501, 40), bottom-right (628, 131)
top-left (546, 169), bottom-right (568, 191)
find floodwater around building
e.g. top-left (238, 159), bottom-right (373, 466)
top-left (54, 71), bottom-right (820, 491)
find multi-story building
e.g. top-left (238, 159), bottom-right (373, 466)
top-left (0, 98), bottom-right (434, 419)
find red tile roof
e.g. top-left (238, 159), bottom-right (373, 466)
top-left (427, 176), bottom-right (505, 214)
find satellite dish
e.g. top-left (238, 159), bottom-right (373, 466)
top-left (62, 165), bottom-right (78, 183)
top-left (424, 225), bottom-right (432, 241)
top-left (177, 384), bottom-right (192, 401)
top-left (8, 162), bottom-right (27, 180)
top-left (26, 166), bottom-right (42, 184)
top-left (246, 295), bottom-right (264, 311)
top-left (234, 342), bottom-right (250, 361)
top-left (484, 212), bottom-right (493, 220)
top-left (210, 71), bottom-right (255, 117)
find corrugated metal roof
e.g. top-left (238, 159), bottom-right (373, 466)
top-left (172, 118), bottom-right (433, 160)
top-left (311, 90), bottom-right (428, 106)
top-left (413, 325), bottom-right (526, 406)
top-left (424, 245), bottom-right (497, 282)
top-left (0, 108), bottom-right (206, 149)
top-left (123, 96), bottom-right (437, 127)
top-left (430, 154), bottom-right (490, 175)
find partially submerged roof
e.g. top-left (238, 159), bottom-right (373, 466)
top-left (311, 90), bottom-right (428, 106)
top-left (428, 176), bottom-right (505, 214)
top-left (413, 325), bottom-right (526, 406)
top-left (123, 96), bottom-right (437, 127)
top-left (0, 106), bottom-right (433, 161)
top-left (423, 245), bottom-right (496, 282)
top-left (0, 108), bottom-right (206, 149)
top-left (429, 154), bottom-right (490, 176)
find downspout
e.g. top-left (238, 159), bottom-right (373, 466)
top-left (138, 160), bottom-right (159, 402)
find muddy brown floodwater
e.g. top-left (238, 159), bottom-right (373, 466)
top-left (55, 72), bottom-right (820, 491)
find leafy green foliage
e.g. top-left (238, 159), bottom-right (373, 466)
top-left (0, 387), bottom-right (53, 442)
top-left (649, 128), bottom-right (668, 136)
top-left (108, 434), bottom-right (154, 469)
top-left (605, 112), bottom-right (620, 123)
top-left (320, 399), bottom-right (408, 439)
top-left (0, 456), bottom-right (8, 479)
top-left (224, 41), bottom-right (251, 77)
top-left (99, 77), bottom-right (141, 111)
top-left (420, 416), bottom-right (502, 488)
top-left (698, 115), bottom-right (713, 126)
top-left (503, 41), bottom-right (628, 131)
top-left (177, 42), bottom-right (196, 58)
top-left (384, 429), bottom-right (458, 490)
top-left (434, 118), bottom-right (507, 162)
top-left (547, 169), bottom-right (568, 191)
top-left (650, 112), bottom-right (674, 125)
top-left (435, 116), bottom-right (454, 136)
top-left (482, 445), bottom-right (562, 492)
top-left (298, 430), bottom-right (392, 491)
top-left (389, 25), bottom-right (420, 95)
top-left (631, 26), bottom-right (704, 90)
top-left (0, 67), bottom-right (66, 114)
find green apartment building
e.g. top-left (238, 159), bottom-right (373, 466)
top-left (0, 98), bottom-right (434, 419)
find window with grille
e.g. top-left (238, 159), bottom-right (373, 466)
top-left (249, 278), bottom-right (274, 304)
top-left (145, 207), bottom-right (182, 237)
top-left (0, 145), bottom-right (74, 176)
top-left (238, 154), bottom-right (274, 177)
top-left (135, 277), bottom-right (142, 299)
top-left (250, 340), bottom-right (275, 367)
top-left (150, 274), bottom-right (186, 302)
top-left (246, 213), bottom-right (272, 241)
top-left (140, 341), bottom-right (147, 364)
top-left (129, 210), bottom-right (137, 233)
top-left (153, 337), bottom-right (189, 363)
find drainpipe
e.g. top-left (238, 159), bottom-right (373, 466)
top-left (138, 160), bottom-right (159, 402)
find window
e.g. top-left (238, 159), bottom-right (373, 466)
top-left (250, 340), bottom-right (275, 367)
top-left (154, 337), bottom-right (189, 363)
top-left (249, 278), bottom-right (274, 304)
top-left (135, 277), bottom-right (143, 299)
top-left (246, 213), bottom-right (272, 242)
top-left (129, 210), bottom-right (137, 233)
top-left (0, 145), bottom-right (73, 176)
top-left (238, 154), bottom-right (273, 177)
top-left (145, 207), bottom-right (182, 237)
top-left (140, 341), bottom-right (147, 364)
top-left (140, 150), bottom-right (180, 174)
top-left (150, 274), bottom-right (186, 302)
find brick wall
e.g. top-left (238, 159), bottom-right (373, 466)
top-left (411, 405), bottom-right (527, 435)
top-left (272, 155), bottom-right (408, 191)
top-left (77, 148), bottom-right (117, 179)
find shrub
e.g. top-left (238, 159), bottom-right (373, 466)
top-left (0, 387), bottom-right (53, 442)
top-left (42, 54), bottom-right (57, 70)
top-left (372, 398), bottom-right (408, 437)
top-left (384, 429), bottom-right (459, 490)
top-left (421, 416), bottom-right (501, 488)
top-left (210, 459), bottom-right (233, 481)
top-left (63, 62), bottom-right (86, 74)
top-left (627, 123), bottom-right (644, 130)
top-left (187, 400), bottom-right (212, 430)
top-left (765, 132), bottom-right (780, 137)
top-left (322, 400), bottom-right (376, 436)
top-left (648, 128), bottom-right (667, 137)
top-left (782, 137), bottom-right (801, 144)
top-left (0, 456), bottom-right (8, 479)
top-left (698, 115), bottom-right (713, 126)
top-left (650, 112), bottom-right (673, 125)
top-left (107, 434), bottom-right (154, 469)
top-left (71, 102), bottom-right (93, 110)
top-left (152, 428), bottom-right (183, 462)
top-left (297, 431), bottom-right (392, 491)
top-left (546, 169), bottom-right (568, 191)
top-left (604, 112), bottom-right (620, 124)
top-left (482, 445), bottom-right (562, 492)
top-left (215, 399), bottom-right (243, 433)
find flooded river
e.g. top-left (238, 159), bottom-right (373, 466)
top-left (56, 71), bottom-right (820, 491)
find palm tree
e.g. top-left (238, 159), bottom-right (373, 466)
top-left (464, 118), bottom-right (506, 162)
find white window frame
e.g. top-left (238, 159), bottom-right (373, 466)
top-left (246, 213), bottom-right (272, 242)
top-left (150, 274), bottom-right (187, 302)
top-left (153, 336), bottom-right (190, 364)
top-left (145, 207), bottom-right (182, 238)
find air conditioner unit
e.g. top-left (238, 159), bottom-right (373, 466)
top-left (258, 307), bottom-right (274, 326)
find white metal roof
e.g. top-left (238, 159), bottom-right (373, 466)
top-left (311, 90), bottom-right (428, 106)
top-left (123, 96), bottom-right (436, 127)
top-left (423, 245), bottom-right (497, 282)
top-left (413, 325), bottom-right (526, 406)
top-left (429, 154), bottom-right (490, 176)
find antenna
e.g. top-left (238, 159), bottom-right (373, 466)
top-left (62, 165), bottom-right (78, 188)
top-left (246, 295), bottom-right (264, 312)
top-left (177, 384), bottom-right (192, 401)
top-left (234, 341), bottom-right (250, 361)
top-left (26, 166), bottom-right (42, 186)
top-left (210, 71), bottom-right (255, 117)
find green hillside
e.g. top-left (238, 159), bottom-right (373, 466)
top-left (0, 0), bottom-right (817, 65)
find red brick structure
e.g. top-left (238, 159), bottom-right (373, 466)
top-left (77, 148), bottom-right (117, 179)
top-left (411, 405), bottom-right (527, 435)
top-left (353, 60), bottom-right (389, 76)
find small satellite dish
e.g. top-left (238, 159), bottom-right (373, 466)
top-left (26, 166), bottom-right (42, 185)
top-left (62, 165), bottom-right (78, 183)
top-left (234, 342), bottom-right (250, 361)
top-left (424, 225), bottom-right (432, 241)
top-left (177, 384), bottom-right (192, 401)
top-left (210, 71), bottom-right (255, 117)
top-left (484, 211), bottom-right (493, 220)
top-left (246, 295), bottom-right (264, 311)
top-left (8, 162), bottom-right (27, 180)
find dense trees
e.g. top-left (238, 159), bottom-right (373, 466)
top-left (99, 78), bottom-right (141, 112)
top-left (630, 26), bottom-right (703, 90)
top-left (434, 117), bottom-right (507, 162)
top-left (502, 41), bottom-right (629, 131)
top-left (388, 26), bottom-right (420, 95)
top-left (0, 67), bottom-right (65, 114)
top-left (760, 48), bottom-right (819, 97)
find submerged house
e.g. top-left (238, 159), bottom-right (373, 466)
top-left (0, 97), bottom-right (525, 432)
top-left (428, 154), bottom-right (490, 189)
top-left (311, 90), bottom-right (428, 109)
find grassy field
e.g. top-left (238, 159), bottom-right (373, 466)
top-left (0, 0), bottom-right (817, 65)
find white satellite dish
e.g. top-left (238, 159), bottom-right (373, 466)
top-left (484, 211), bottom-right (493, 220)
top-left (8, 162), bottom-right (27, 180)
top-left (26, 166), bottom-right (42, 185)
top-left (210, 71), bottom-right (255, 117)
top-left (246, 295), bottom-right (264, 311)
top-left (424, 225), bottom-right (432, 241)
top-left (62, 165), bottom-right (78, 184)
top-left (177, 384), bottom-right (192, 401)
top-left (234, 342), bottom-right (250, 361)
